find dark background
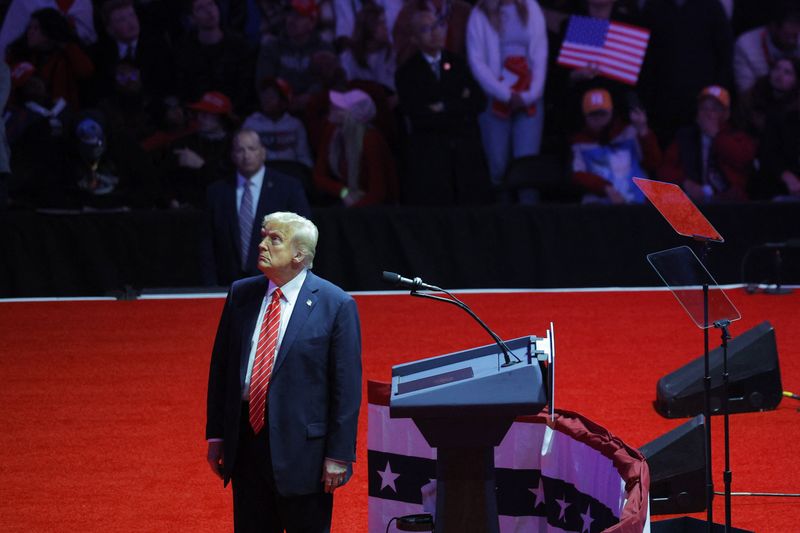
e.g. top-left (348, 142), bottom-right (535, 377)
top-left (2, 203), bottom-right (799, 297)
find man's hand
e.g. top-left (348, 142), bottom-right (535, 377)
top-left (342, 189), bottom-right (364, 207)
top-left (321, 458), bottom-right (348, 494)
top-left (207, 441), bottom-right (224, 479)
top-left (174, 147), bottom-right (205, 169)
top-left (569, 62), bottom-right (599, 82)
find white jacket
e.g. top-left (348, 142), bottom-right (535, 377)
top-left (466, 0), bottom-right (548, 106)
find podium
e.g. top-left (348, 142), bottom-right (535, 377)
top-left (390, 336), bottom-right (549, 533)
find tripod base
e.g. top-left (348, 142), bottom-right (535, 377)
top-left (651, 517), bottom-right (754, 533)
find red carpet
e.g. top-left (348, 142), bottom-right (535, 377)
top-left (1, 289), bottom-right (798, 532)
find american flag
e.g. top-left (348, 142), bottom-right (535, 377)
top-left (557, 16), bottom-right (650, 85)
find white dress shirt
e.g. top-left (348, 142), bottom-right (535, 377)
top-left (241, 269), bottom-right (308, 400)
top-left (236, 166), bottom-right (266, 212)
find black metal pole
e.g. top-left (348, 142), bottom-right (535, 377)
top-left (703, 283), bottom-right (713, 532)
top-left (717, 321), bottom-right (732, 533)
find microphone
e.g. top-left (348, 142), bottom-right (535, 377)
top-left (382, 271), bottom-right (441, 292)
top-left (380, 271), bottom-right (520, 367)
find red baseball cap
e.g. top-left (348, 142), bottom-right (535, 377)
top-left (187, 91), bottom-right (233, 114)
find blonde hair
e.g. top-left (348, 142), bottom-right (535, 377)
top-left (262, 212), bottom-right (319, 268)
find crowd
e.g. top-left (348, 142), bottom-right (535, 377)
top-left (0, 0), bottom-right (798, 214)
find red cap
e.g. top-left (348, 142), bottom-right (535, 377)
top-left (187, 91), bottom-right (233, 114)
top-left (290, 0), bottom-right (319, 18)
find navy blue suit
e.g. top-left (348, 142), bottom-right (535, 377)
top-left (204, 170), bottom-right (312, 286)
top-left (206, 271), bottom-right (362, 501)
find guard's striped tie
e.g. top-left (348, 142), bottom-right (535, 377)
top-left (248, 288), bottom-right (283, 434)
top-left (239, 180), bottom-right (255, 267)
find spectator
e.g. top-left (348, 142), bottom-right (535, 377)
top-left (393, 0), bottom-right (472, 67)
top-left (738, 57), bottom-right (799, 138)
top-left (215, 0), bottom-right (265, 46)
top-left (157, 91), bottom-right (239, 207)
top-left (570, 88), bottom-right (661, 204)
top-left (545, 0), bottom-right (642, 138)
top-left (333, 0), bottom-right (403, 49)
top-left (756, 110), bottom-right (800, 202)
top-left (303, 51), bottom-right (398, 154)
top-left (752, 64), bottom-right (800, 201)
top-left (255, 0), bottom-right (334, 114)
top-left (340, 4), bottom-right (397, 92)
top-left (0, 0), bottom-right (96, 57)
top-left (243, 77), bottom-right (313, 168)
top-left (313, 89), bottom-right (396, 206)
top-left (250, 0), bottom-right (291, 42)
top-left (658, 86), bottom-right (756, 203)
top-left (173, 0), bottom-right (255, 113)
top-left (61, 112), bottom-right (159, 208)
top-left (92, 0), bottom-right (173, 103)
top-left (203, 128), bottom-right (312, 285)
top-left (466, 0), bottom-right (548, 191)
top-left (733, 0), bottom-right (800, 94)
top-left (0, 62), bottom-right (9, 210)
top-left (640, 0), bottom-right (733, 146)
top-left (5, 8), bottom-right (94, 109)
top-left (140, 96), bottom-right (198, 153)
top-left (97, 61), bottom-right (155, 143)
top-left (5, 66), bottom-right (74, 207)
top-left (396, 8), bottom-right (489, 205)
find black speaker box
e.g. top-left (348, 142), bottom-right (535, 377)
top-left (651, 517), bottom-right (752, 532)
top-left (641, 415), bottom-right (706, 515)
top-left (655, 321), bottom-right (783, 418)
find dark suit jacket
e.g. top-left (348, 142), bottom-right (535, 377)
top-left (204, 169), bottom-right (312, 286)
top-left (395, 50), bottom-right (485, 136)
top-left (396, 51), bottom-right (489, 205)
top-left (206, 272), bottom-right (362, 496)
top-left (90, 30), bottom-right (174, 102)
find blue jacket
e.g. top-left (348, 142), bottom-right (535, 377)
top-left (206, 271), bottom-right (362, 496)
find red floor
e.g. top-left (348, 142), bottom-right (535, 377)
top-left (0, 288), bottom-right (798, 532)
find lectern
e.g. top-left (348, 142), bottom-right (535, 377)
top-left (390, 336), bottom-right (549, 533)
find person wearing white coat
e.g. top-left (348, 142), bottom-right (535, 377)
top-left (467, 0), bottom-right (547, 188)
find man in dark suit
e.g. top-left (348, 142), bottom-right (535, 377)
top-left (204, 129), bottom-right (312, 286)
top-left (206, 211), bottom-right (361, 533)
top-left (395, 8), bottom-right (489, 205)
top-left (91, 0), bottom-right (173, 102)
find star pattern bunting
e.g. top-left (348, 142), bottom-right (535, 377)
top-left (368, 450), bottom-right (617, 531)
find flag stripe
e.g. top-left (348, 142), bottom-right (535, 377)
top-left (556, 15), bottom-right (650, 86)
top-left (560, 43), bottom-right (643, 67)
top-left (558, 50), bottom-right (640, 74)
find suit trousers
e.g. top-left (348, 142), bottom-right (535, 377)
top-left (232, 404), bottom-right (333, 533)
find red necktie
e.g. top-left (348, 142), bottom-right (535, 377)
top-left (248, 288), bottom-right (283, 434)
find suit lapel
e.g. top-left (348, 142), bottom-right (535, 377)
top-left (271, 271), bottom-right (319, 377)
top-left (239, 277), bottom-right (269, 388)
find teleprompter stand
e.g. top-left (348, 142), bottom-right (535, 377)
top-left (635, 178), bottom-right (752, 533)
